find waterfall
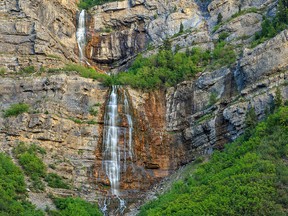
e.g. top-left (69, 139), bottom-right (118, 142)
top-left (101, 86), bottom-right (134, 215)
top-left (76, 10), bottom-right (86, 62)
top-left (103, 85), bottom-right (121, 196)
top-left (124, 91), bottom-right (133, 159)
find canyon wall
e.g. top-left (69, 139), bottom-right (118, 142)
top-left (0, 0), bottom-right (287, 214)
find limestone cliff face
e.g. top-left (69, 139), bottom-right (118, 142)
top-left (0, 0), bottom-right (79, 72)
top-left (0, 74), bottom-right (108, 200)
top-left (0, 0), bottom-right (288, 213)
top-left (85, 0), bottom-right (204, 70)
top-left (166, 30), bottom-right (288, 165)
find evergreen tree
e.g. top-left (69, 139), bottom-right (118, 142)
top-left (179, 22), bottom-right (184, 33)
top-left (162, 39), bottom-right (172, 51)
top-left (217, 13), bottom-right (223, 24)
top-left (245, 107), bottom-right (257, 129)
top-left (277, 0), bottom-right (288, 24)
top-left (275, 87), bottom-right (283, 108)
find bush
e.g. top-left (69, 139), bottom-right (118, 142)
top-left (4, 103), bottom-right (29, 117)
top-left (45, 173), bottom-right (70, 189)
top-left (50, 197), bottom-right (102, 216)
top-left (78, 0), bottom-right (122, 9)
top-left (0, 153), bottom-right (45, 216)
top-left (13, 143), bottom-right (47, 192)
top-left (62, 64), bottom-right (112, 86)
top-left (19, 66), bottom-right (35, 74)
top-left (18, 152), bottom-right (46, 178)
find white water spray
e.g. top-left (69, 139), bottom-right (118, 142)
top-left (101, 86), bottom-right (135, 215)
top-left (76, 10), bottom-right (86, 62)
top-left (124, 91), bottom-right (133, 159)
top-left (103, 86), bottom-right (121, 196)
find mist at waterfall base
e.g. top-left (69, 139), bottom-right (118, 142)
top-left (101, 86), bottom-right (134, 215)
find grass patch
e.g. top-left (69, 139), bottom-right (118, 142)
top-left (3, 103), bottom-right (29, 118)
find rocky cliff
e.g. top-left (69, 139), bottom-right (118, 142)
top-left (0, 0), bottom-right (79, 72)
top-left (0, 0), bottom-right (287, 215)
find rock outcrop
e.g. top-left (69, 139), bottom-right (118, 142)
top-left (166, 30), bottom-right (288, 165)
top-left (0, 0), bottom-right (79, 72)
top-left (0, 74), bottom-right (108, 200)
top-left (85, 0), bottom-right (205, 70)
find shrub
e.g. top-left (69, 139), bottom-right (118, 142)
top-left (78, 0), bottom-right (122, 9)
top-left (62, 64), bottom-right (112, 86)
top-left (0, 153), bottom-right (45, 215)
top-left (51, 197), bottom-right (102, 216)
top-left (18, 152), bottom-right (46, 178)
top-left (13, 142), bottom-right (47, 192)
top-left (0, 67), bottom-right (6, 75)
top-left (208, 92), bottom-right (218, 106)
top-left (45, 173), bottom-right (70, 189)
top-left (19, 66), bottom-right (35, 74)
top-left (217, 13), bottom-right (223, 24)
top-left (4, 103), bottom-right (29, 117)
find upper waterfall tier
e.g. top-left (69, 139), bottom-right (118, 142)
top-left (76, 10), bottom-right (86, 62)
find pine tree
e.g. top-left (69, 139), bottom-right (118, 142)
top-left (179, 22), bottom-right (184, 33)
top-left (277, 0), bottom-right (288, 24)
top-left (217, 13), bottom-right (223, 24)
top-left (275, 87), bottom-right (283, 108)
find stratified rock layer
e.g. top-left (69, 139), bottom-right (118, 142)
top-left (0, 0), bottom-right (79, 72)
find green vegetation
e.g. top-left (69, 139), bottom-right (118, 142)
top-left (49, 40), bottom-right (235, 91)
top-left (139, 106), bottom-right (288, 215)
top-left (78, 0), bottom-right (123, 9)
top-left (13, 142), bottom-right (70, 192)
top-left (252, 0), bottom-right (288, 47)
top-left (213, 7), bottom-right (259, 33)
top-left (0, 149), bottom-right (101, 215)
top-left (4, 103), bottom-right (30, 118)
top-left (114, 42), bottom-right (235, 90)
top-left (0, 153), bottom-right (45, 216)
top-left (275, 87), bottom-right (283, 108)
top-left (19, 66), bottom-right (35, 74)
top-left (13, 143), bottom-right (47, 192)
top-left (69, 117), bottom-right (83, 124)
top-left (49, 64), bottom-right (113, 87)
top-left (208, 92), bottom-right (218, 107)
top-left (217, 13), bottom-right (223, 24)
top-left (48, 197), bottom-right (102, 216)
top-left (45, 173), bottom-right (70, 189)
top-left (0, 67), bottom-right (6, 76)
top-left (89, 104), bottom-right (99, 116)
top-left (229, 7), bottom-right (259, 21)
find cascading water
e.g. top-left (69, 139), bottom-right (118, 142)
top-left (124, 91), bottom-right (133, 160)
top-left (102, 86), bottom-right (134, 215)
top-left (103, 86), bottom-right (121, 196)
top-left (76, 10), bottom-right (86, 62)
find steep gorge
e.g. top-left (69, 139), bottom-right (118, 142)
top-left (0, 0), bottom-right (287, 215)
